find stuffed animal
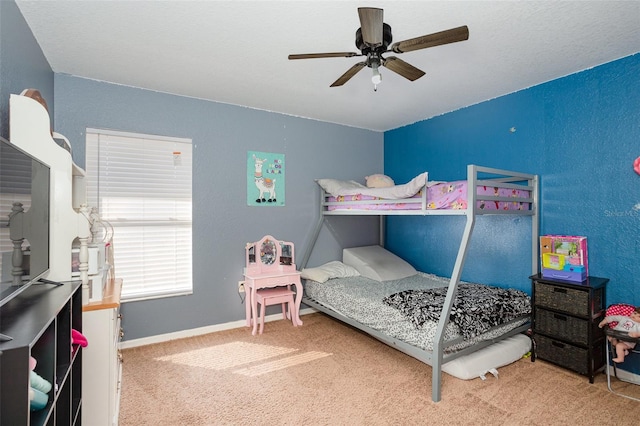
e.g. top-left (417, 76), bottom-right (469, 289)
top-left (365, 174), bottom-right (395, 188)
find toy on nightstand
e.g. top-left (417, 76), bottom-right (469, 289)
top-left (540, 235), bottom-right (588, 282)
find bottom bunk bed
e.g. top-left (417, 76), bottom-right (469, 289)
top-left (301, 247), bottom-right (533, 402)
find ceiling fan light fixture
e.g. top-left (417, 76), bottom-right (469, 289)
top-left (371, 63), bottom-right (382, 90)
top-left (288, 7), bottom-right (469, 89)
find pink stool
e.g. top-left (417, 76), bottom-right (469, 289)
top-left (255, 287), bottom-right (297, 334)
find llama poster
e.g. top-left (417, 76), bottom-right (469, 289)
top-left (247, 151), bottom-right (285, 206)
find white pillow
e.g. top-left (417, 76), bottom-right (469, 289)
top-left (300, 261), bottom-right (360, 283)
top-left (442, 334), bottom-right (531, 380)
top-left (316, 179), bottom-right (366, 197)
top-left (317, 173), bottom-right (427, 199)
top-left (342, 245), bottom-right (417, 282)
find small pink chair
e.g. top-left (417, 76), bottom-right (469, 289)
top-left (255, 286), bottom-right (297, 334)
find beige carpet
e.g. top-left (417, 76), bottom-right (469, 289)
top-left (119, 313), bottom-right (640, 425)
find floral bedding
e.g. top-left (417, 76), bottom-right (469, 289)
top-left (327, 180), bottom-right (531, 211)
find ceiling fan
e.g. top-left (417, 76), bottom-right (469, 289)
top-left (288, 7), bottom-right (469, 90)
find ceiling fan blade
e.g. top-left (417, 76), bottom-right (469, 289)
top-left (391, 25), bottom-right (469, 53)
top-left (358, 7), bottom-right (384, 46)
top-left (330, 62), bottom-right (367, 87)
top-left (288, 52), bottom-right (359, 60)
top-left (383, 57), bottom-right (426, 81)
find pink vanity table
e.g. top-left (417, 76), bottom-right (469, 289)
top-left (244, 235), bottom-right (303, 335)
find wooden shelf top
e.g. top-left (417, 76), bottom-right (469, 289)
top-left (83, 278), bottom-right (122, 311)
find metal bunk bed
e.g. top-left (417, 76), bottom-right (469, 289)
top-left (299, 164), bottom-right (539, 402)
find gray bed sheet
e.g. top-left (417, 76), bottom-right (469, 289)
top-left (304, 272), bottom-right (529, 353)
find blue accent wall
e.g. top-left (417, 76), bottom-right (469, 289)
top-left (385, 54), bottom-right (640, 308)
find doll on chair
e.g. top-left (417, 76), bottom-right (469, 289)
top-left (599, 306), bottom-right (640, 363)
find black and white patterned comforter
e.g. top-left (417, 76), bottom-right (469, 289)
top-left (304, 273), bottom-right (530, 353)
top-left (383, 284), bottom-right (531, 340)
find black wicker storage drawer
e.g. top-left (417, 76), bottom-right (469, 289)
top-left (531, 275), bottom-right (608, 383)
top-left (534, 308), bottom-right (604, 346)
top-left (535, 334), bottom-right (589, 375)
top-left (534, 281), bottom-right (590, 316)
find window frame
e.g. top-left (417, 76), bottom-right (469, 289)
top-left (85, 128), bottom-right (193, 302)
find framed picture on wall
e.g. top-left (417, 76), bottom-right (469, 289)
top-left (247, 151), bottom-right (285, 206)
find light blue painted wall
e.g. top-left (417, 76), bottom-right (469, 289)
top-left (1, 1), bottom-right (383, 340)
top-left (385, 54), bottom-right (640, 309)
top-left (53, 75), bottom-right (383, 339)
top-left (0, 0), bottom-right (53, 139)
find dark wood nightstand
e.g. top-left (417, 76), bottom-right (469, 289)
top-left (530, 274), bottom-right (609, 383)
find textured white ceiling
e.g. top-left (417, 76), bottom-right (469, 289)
top-left (16, 1), bottom-right (640, 132)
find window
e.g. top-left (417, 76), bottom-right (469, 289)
top-left (85, 129), bottom-right (192, 301)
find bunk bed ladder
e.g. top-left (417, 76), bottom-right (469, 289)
top-left (531, 173), bottom-right (540, 276)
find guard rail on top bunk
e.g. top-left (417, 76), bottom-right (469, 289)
top-left (299, 164), bottom-right (539, 402)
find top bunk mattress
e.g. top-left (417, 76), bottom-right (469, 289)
top-left (316, 166), bottom-right (537, 214)
top-left (326, 180), bottom-right (531, 211)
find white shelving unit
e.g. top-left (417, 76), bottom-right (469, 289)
top-left (9, 93), bottom-right (92, 296)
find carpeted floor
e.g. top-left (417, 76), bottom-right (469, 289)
top-left (119, 313), bottom-right (640, 425)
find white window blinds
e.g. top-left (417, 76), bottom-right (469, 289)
top-left (85, 129), bottom-right (192, 301)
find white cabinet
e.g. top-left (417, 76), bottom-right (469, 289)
top-left (82, 279), bottom-right (123, 426)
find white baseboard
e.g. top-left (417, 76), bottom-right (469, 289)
top-left (119, 307), bottom-right (317, 349)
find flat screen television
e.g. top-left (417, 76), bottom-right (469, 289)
top-left (0, 136), bottom-right (50, 309)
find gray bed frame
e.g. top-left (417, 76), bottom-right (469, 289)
top-left (299, 164), bottom-right (539, 402)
